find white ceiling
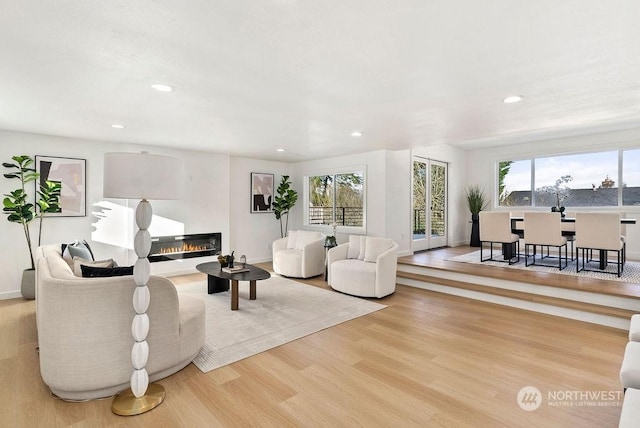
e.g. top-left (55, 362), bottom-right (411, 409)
top-left (1, 1), bottom-right (640, 162)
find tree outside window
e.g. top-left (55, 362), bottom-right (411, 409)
top-left (308, 171), bottom-right (364, 227)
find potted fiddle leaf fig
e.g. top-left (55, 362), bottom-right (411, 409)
top-left (3, 155), bottom-right (61, 299)
top-left (272, 175), bottom-right (298, 238)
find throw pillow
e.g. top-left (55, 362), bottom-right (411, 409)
top-left (80, 265), bottom-right (134, 278)
top-left (62, 240), bottom-right (95, 262)
top-left (347, 235), bottom-right (361, 259)
top-left (286, 230), bottom-right (298, 249)
top-left (363, 237), bottom-right (394, 263)
top-left (295, 231), bottom-right (321, 250)
top-left (358, 236), bottom-right (367, 260)
top-left (72, 257), bottom-right (115, 277)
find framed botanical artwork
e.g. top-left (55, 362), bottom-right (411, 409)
top-left (35, 155), bottom-right (86, 217)
top-left (251, 172), bottom-right (274, 213)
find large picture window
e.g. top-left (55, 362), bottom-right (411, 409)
top-left (498, 149), bottom-right (638, 208)
top-left (499, 159), bottom-right (532, 206)
top-left (623, 149), bottom-right (640, 206)
top-left (307, 170), bottom-right (364, 228)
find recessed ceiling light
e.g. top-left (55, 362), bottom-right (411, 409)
top-left (111, 124), bottom-right (125, 129)
top-left (503, 95), bottom-right (523, 104)
top-left (276, 148), bottom-right (285, 152)
top-left (151, 83), bottom-right (174, 92)
top-left (350, 131), bottom-right (363, 137)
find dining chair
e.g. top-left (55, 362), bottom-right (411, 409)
top-left (479, 211), bottom-right (520, 264)
top-left (523, 212), bottom-right (568, 270)
top-left (575, 212), bottom-right (624, 277)
top-left (561, 211), bottom-right (576, 260)
top-left (510, 211), bottom-right (524, 238)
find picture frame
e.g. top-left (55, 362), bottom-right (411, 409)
top-left (35, 155), bottom-right (86, 217)
top-left (251, 172), bottom-right (274, 213)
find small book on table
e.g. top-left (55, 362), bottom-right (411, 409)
top-left (222, 266), bottom-right (249, 274)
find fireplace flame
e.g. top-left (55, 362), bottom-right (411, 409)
top-left (158, 243), bottom-right (209, 254)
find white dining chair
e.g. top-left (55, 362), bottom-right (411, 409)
top-left (575, 212), bottom-right (624, 277)
top-left (479, 212), bottom-right (520, 264)
top-left (561, 211), bottom-right (576, 260)
top-left (510, 211), bottom-right (524, 239)
top-left (523, 212), bottom-right (568, 270)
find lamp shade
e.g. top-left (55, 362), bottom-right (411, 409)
top-left (103, 152), bottom-right (184, 200)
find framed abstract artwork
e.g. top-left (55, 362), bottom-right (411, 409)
top-left (35, 155), bottom-right (86, 217)
top-left (251, 172), bottom-right (274, 213)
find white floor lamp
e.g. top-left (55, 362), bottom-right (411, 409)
top-left (103, 151), bottom-right (184, 416)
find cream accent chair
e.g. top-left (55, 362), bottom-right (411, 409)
top-left (629, 314), bottom-right (640, 342)
top-left (479, 212), bottom-right (520, 264)
top-left (524, 212), bottom-right (568, 270)
top-left (575, 212), bottom-right (624, 277)
top-left (272, 230), bottom-right (325, 278)
top-left (328, 236), bottom-right (398, 298)
top-left (619, 388), bottom-right (640, 428)
top-left (35, 245), bottom-right (205, 401)
top-left (620, 341), bottom-right (640, 390)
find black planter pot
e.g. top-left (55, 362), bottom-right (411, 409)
top-left (470, 214), bottom-right (481, 247)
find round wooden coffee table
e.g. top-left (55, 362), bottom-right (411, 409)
top-left (196, 262), bottom-right (271, 310)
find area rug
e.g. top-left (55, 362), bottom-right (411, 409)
top-left (177, 276), bottom-right (386, 373)
top-left (448, 250), bottom-right (640, 282)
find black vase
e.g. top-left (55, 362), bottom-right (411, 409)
top-left (470, 214), bottom-right (481, 247)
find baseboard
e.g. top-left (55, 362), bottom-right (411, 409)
top-left (0, 290), bottom-right (23, 301)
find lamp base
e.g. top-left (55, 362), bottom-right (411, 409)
top-left (112, 383), bottom-right (166, 416)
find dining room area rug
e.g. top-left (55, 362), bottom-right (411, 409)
top-left (447, 250), bottom-right (640, 282)
top-left (177, 276), bottom-right (386, 373)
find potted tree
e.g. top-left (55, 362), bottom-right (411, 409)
top-left (465, 185), bottom-right (489, 247)
top-left (3, 155), bottom-right (61, 299)
top-left (272, 175), bottom-right (298, 238)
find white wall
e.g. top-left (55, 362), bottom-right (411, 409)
top-left (229, 157), bottom-right (292, 263)
top-left (465, 127), bottom-right (640, 258)
top-left (385, 150), bottom-right (412, 255)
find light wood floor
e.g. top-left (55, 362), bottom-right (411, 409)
top-left (0, 249), bottom-right (630, 427)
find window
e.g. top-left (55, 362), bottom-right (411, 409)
top-left (499, 159), bottom-right (531, 206)
top-left (498, 149), bottom-right (633, 208)
top-left (623, 149), bottom-right (640, 206)
top-left (307, 170), bottom-right (364, 228)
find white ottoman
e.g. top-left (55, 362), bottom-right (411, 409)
top-left (619, 388), bottom-right (640, 428)
top-left (629, 314), bottom-right (640, 342)
top-left (620, 342), bottom-right (640, 390)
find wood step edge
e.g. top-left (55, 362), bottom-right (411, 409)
top-left (396, 259), bottom-right (640, 300)
top-left (396, 271), bottom-right (636, 320)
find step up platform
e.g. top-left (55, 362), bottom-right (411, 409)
top-left (396, 251), bottom-right (640, 330)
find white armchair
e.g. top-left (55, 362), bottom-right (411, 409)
top-left (272, 230), bottom-right (325, 278)
top-left (328, 236), bottom-right (398, 298)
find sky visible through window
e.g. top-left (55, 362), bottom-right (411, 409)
top-left (503, 150), bottom-right (640, 192)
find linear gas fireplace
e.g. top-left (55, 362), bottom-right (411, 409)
top-left (149, 233), bottom-right (222, 262)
